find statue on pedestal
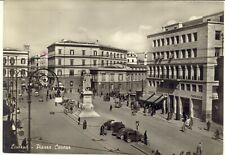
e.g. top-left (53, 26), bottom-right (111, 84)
top-left (78, 70), bottom-right (100, 118)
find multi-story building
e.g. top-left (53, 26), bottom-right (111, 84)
top-left (3, 46), bottom-right (29, 97)
top-left (90, 64), bottom-right (147, 95)
top-left (127, 51), bottom-right (138, 64)
top-left (47, 40), bottom-right (127, 93)
top-left (146, 11), bottom-right (224, 122)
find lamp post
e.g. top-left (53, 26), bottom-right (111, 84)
top-left (26, 68), bottom-right (60, 153)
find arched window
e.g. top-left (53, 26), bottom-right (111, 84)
top-left (10, 57), bottom-right (15, 65)
top-left (3, 57), bottom-right (6, 65)
top-left (3, 69), bottom-right (6, 77)
top-left (21, 69), bottom-right (26, 77)
top-left (10, 69), bottom-right (15, 77)
top-left (21, 58), bottom-right (26, 64)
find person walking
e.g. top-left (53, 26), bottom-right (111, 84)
top-left (21, 138), bottom-right (27, 147)
top-left (78, 117), bottom-right (81, 125)
top-left (136, 121), bottom-right (140, 131)
top-left (189, 117), bottom-right (193, 130)
top-left (206, 120), bottom-right (211, 131)
top-left (110, 105), bottom-right (112, 111)
top-left (144, 130), bottom-right (148, 145)
top-left (83, 120), bottom-right (87, 130)
top-left (196, 142), bottom-right (202, 155)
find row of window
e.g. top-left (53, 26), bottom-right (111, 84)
top-left (58, 49), bottom-right (126, 59)
top-left (152, 48), bottom-right (197, 60)
top-left (3, 57), bottom-right (26, 65)
top-left (149, 80), bottom-right (203, 92)
top-left (57, 59), bottom-right (125, 66)
top-left (3, 69), bottom-right (27, 77)
top-left (101, 73), bottom-right (146, 82)
top-left (153, 32), bottom-right (198, 47)
top-left (149, 65), bottom-right (204, 81)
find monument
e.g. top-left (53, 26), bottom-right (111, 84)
top-left (79, 70), bottom-right (100, 117)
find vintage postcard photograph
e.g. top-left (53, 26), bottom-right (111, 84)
top-left (2, 0), bottom-right (224, 155)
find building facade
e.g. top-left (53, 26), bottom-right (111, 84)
top-left (47, 40), bottom-right (127, 93)
top-left (90, 64), bottom-right (147, 95)
top-left (3, 46), bottom-right (29, 97)
top-left (146, 11), bottom-right (224, 122)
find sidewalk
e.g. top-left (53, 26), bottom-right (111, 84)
top-left (135, 107), bottom-right (223, 142)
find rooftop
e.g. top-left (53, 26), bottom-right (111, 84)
top-left (147, 11), bottom-right (224, 38)
top-left (48, 39), bottom-right (127, 52)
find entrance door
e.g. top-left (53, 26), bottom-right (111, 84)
top-left (181, 98), bottom-right (190, 116)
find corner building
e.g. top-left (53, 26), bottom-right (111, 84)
top-left (146, 11), bottom-right (224, 122)
top-left (47, 40), bottom-right (127, 93)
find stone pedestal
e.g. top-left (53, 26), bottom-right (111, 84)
top-left (79, 90), bottom-right (100, 118)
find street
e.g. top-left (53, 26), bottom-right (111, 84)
top-left (17, 90), bottom-right (223, 155)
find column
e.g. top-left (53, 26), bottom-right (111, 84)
top-left (152, 66), bottom-right (155, 77)
top-left (168, 66), bottom-right (172, 79)
top-left (178, 65), bottom-right (182, 79)
top-left (189, 98), bottom-right (194, 118)
top-left (173, 95), bottom-right (177, 114)
top-left (178, 96), bottom-right (183, 116)
top-left (196, 65), bottom-right (200, 80)
top-left (184, 65), bottom-right (188, 79)
top-left (162, 99), bottom-right (166, 114)
top-left (173, 66), bottom-right (177, 79)
top-left (159, 66), bottom-right (162, 78)
top-left (155, 66), bottom-right (158, 78)
top-left (163, 66), bottom-right (167, 79)
top-left (167, 95), bottom-right (171, 113)
top-left (190, 65), bottom-right (194, 80)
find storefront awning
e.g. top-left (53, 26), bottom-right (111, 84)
top-left (155, 95), bottom-right (166, 104)
top-left (139, 93), bottom-right (155, 101)
top-left (147, 94), bottom-right (162, 103)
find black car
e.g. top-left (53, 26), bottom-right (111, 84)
top-left (124, 130), bottom-right (144, 143)
top-left (116, 128), bottom-right (133, 140)
top-left (103, 120), bottom-right (115, 130)
top-left (111, 122), bottom-right (125, 136)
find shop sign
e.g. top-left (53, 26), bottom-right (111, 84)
top-left (191, 95), bottom-right (202, 99)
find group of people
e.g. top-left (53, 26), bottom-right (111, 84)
top-left (77, 117), bottom-right (87, 130)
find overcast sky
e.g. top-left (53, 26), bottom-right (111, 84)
top-left (3, 0), bottom-right (224, 56)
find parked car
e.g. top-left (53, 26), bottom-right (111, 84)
top-left (124, 130), bottom-right (144, 143)
top-left (115, 99), bottom-right (122, 108)
top-left (116, 128), bottom-right (133, 140)
top-left (111, 122), bottom-right (125, 136)
top-left (103, 120), bottom-right (115, 130)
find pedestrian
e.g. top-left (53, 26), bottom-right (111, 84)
top-left (189, 117), bottom-right (193, 130)
top-left (127, 100), bottom-right (129, 107)
top-left (110, 105), bottom-right (112, 111)
top-left (21, 138), bottom-right (27, 147)
top-left (196, 142), bottom-right (202, 155)
top-left (77, 101), bottom-right (80, 108)
top-left (49, 94), bottom-right (52, 99)
top-left (181, 122), bottom-right (186, 132)
top-left (100, 125), bottom-right (105, 136)
top-left (214, 129), bottom-right (220, 139)
top-left (83, 120), bottom-right (87, 130)
top-left (78, 117), bottom-right (80, 125)
top-left (144, 130), bottom-right (148, 145)
top-left (136, 121), bottom-right (140, 131)
top-left (206, 120), bottom-right (211, 131)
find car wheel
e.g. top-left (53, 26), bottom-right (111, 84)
top-left (120, 135), bottom-right (124, 140)
top-left (127, 138), bottom-right (132, 143)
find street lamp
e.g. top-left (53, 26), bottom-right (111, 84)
top-left (26, 68), bottom-right (60, 153)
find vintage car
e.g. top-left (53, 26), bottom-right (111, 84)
top-left (116, 128), bottom-right (133, 140)
top-left (103, 120), bottom-right (115, 130)
top-left (111, 122), bottom-right (125, 136)
top-left (123, 129), bottom-right (144, 143)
